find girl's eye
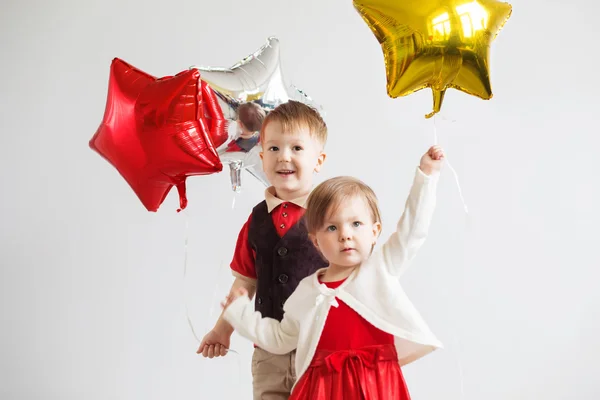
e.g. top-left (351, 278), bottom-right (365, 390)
top-left (269, 146), bottom-right (279, 151)
top-left (293, 146), bottom-right (303, 151)
top-left (326, 225), bottom-right (336, 232)
top-left (352, 221), bottom-right (362, 227)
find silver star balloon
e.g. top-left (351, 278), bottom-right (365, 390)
top-left (191, 37), bottom-right (323, 193)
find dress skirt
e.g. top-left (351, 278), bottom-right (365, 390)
top-left (289, 344), bottom-right (411, 400)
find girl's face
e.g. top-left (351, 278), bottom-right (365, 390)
top-left (311, 195), bottom-right (381, 270)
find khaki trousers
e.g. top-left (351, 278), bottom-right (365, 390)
top-left (252, 347), bottom-right (297, 400)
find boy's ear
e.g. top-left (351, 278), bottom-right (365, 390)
top-left (259, 151), bottom-right (263, 160)
top-left (314, 152), bottom-right (327, 173)
top-left (309, 233), bottom-right (319, 249)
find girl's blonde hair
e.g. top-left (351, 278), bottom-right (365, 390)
top-left (305, 176), bottom-right (381, 234)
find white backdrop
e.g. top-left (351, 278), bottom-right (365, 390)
top-left (1, 0), bottom-right (599, 399)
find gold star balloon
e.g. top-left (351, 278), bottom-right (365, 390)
top-left (353, 0), bottom-right (512, 118)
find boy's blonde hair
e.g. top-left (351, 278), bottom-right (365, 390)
top-left (305, 176), bottom-right (382, 235)
top-left (260, 100), bottom-right (327, 147)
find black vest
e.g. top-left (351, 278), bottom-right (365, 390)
top-left (248, 201), bottom-right (328, 321)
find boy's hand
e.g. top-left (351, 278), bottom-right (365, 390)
top-left (420, 145), bottom-right (445, 176)
top-left (197, 328), bottom-right (232, 358)
top-left (221, 287), bottom-right (249, 310)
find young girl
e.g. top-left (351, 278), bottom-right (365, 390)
top-left (223, 146), bottom-right (445, 399)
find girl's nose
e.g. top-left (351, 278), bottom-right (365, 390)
top-left (339, 228), bottom-right (352, 241)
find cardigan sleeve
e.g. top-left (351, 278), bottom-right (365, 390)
top-left (223, 296), bottom-right (299, 355)
top-left (374, 167), bottom-right (438, 277)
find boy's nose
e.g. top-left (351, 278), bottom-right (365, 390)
top-left (277, 150), bottom-right (291, 162)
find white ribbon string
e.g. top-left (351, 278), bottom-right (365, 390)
top-left (181, 210), bottom-right (239, 355)
top-left (432, 115), bottom-right (467, 400)
top-left (433, 116), bottom-right (469, 214)
top-left (181, 210), bottom-right (202, 342)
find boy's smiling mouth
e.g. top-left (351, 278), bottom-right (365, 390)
top-left (277, 170), bottom-right (295, 176)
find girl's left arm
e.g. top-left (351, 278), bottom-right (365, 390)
top-left (223, 296), bottom-right (299, 354)
top-left (374, 167), bottom-right (439, 277)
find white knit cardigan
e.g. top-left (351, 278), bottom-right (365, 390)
top-left (224, 167), bottom-right (443, 385)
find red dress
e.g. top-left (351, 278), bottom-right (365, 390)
top-left (289, 279), bottom-right (411, 400)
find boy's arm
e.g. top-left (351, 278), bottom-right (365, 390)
top-left (212, 278), bottom-right (256, 336)
top-left (197, 279), bottom-right (257, 358)
top-left (198, 214), bottom-right (257, 358)
top-left (223, 295), bottom-right (299, 355)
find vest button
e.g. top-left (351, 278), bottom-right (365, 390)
top-left (257, 297), bottom-right (263, 305)
top-left (283, 203), bottom-right (288, 209)
top-left (278, 274), bottom-right (289, 283)
top-left (277, 247), bottom-right (288, 256)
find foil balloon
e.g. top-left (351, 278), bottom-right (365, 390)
top-left (90, 58), bottom-right (222, 212)
top-left (220, 145), bottom-right (269, 192)
top-left (353, 0), bottom-right (512, 118)
top-left (196, 37), bottom-right (292, 112)
top-left (191, 37), bottom-right (321, 192)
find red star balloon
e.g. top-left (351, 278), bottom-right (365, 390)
top-left (200, 80), bottom-right (229, 149)
top-left (90, 58), bottom-right (223, 212)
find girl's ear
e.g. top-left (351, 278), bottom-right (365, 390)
top-left (372, 221), bottom-right (382, 239)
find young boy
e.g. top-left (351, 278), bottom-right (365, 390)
top-left (197, 100), bottom-right (329, 399)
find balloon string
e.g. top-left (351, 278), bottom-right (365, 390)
top-left (454, 332), bottom-right (466, 399)
top-left (182, 210), bottom-right (202, 342)
top-left (432, 115), bottom-right (467, 400)
top-left (182, 214), bottom-right (243, 400)
top-left (433, 116), bottom-right (469, 214)
top-left (182, 209), bottom-right (241, 356)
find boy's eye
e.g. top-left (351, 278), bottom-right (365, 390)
top-left (352, 221), bottom-right (362, 227)
top-left (269, 146), bottom-right (279, 151)
top-left (293, 146), bottom-right (303, 151)
top-left (326, 225), bottom-right (336, 232)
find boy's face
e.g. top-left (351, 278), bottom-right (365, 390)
top-left (260, 120), bottom-right (326, 199)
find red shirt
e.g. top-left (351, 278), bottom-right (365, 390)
top-left (230, 201), bottom-right (306, 281)
top-left (316, 278), bottom-right (394, 351)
